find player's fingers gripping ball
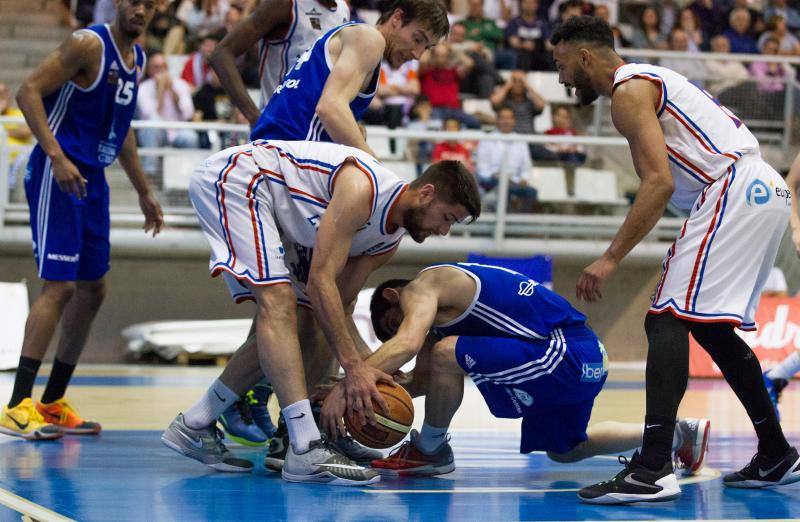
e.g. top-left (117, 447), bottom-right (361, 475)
top-left (345, 382), bottom-right (414, 449)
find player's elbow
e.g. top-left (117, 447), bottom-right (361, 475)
top-left (315, 98), bottom-right (340, 125)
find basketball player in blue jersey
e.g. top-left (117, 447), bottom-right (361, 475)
top-left (0, 0), bottom-right (164, 441)
top-left (202, 0), bottom-right (450, 455)
top-left (318, 264), bottom-right (711, 478)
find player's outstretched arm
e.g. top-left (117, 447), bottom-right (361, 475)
top-left (307, 162), bottom-right (394, 425)
top-left (117, 128), bottom-right (164, 236)
top-left (16, 31), bottom-right (100, 198)
top-left (576, 79), bottom-right (673, 302)
top-left (208, 0), bottom-right (293, 127)
top-left (315, 26), bottom-right (384, 156)
top-left (785, 152), bottom-right (800, 256)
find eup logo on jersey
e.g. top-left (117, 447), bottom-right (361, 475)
top-left (518, 279), bottom-right (538, 296)
top-left (746, 179), bottom-right (771, 206)
top-left (512, 388), bottom-right (534, 407)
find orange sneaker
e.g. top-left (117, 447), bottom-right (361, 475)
top-left (35, 398), bottom-right (101, 435)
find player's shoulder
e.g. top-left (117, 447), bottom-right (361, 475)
top-left (339, 23), bottom-right (385, 53)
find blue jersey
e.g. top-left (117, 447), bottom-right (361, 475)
top-left (37, 24), bottom-right (145, 169)
top-left (250, 22), bottom-right (379, 142)
top-left (430, 263), bottom-right (587, 341)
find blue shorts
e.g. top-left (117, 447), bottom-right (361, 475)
top-left (24, 147), bottom-right (110, 281)
top-left (455, 325), bottom-right (608, 455)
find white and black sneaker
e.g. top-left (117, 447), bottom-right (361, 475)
top-left (329, 435), bottom-right (383, 465)
top-left (724, 446), bottom-right (800, 488)
top-left (161, 413), bottom-right (254, 473)
top-left (282, 439), bottom-right (380, 486)
top-left (578, 451), bottom-right (681, 505)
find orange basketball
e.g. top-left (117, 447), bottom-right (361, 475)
top-left (344, 382), bottom-right (414, 449)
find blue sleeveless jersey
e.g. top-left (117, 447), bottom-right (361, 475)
top-left (430, 263), bottom-right (588, 341)
top-left (250, 22), bottom-right (379, 142)
top-left (37, 24), bottom-right (145, 169)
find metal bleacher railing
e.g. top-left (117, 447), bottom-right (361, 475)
top-left (2, 49), bottom-right (798, 261)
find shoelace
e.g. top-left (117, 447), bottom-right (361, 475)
top-left (385, 440), bottom-right (414, 460)
top-left (212, 426), bottom-right (231, 453)
top-left (234, 399), bottom-right (255, 425)
top-left (595, 455), bottom-right (633, 486)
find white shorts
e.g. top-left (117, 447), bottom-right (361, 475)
top-left (189, 147), bottom-right (311, 306)
top-left (650, 156), bottom-right (790, 330)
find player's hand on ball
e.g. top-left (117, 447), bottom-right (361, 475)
top-left (576, 255), bottom-right (618, 302)
top-left (320, 383), bottom-right (347, 440)
top-left (343, 362), bottom-right (394, 427)
top-left (139, 192), bottom-right (165, 237)
top-left (52, 153), bottom-right (87, 199)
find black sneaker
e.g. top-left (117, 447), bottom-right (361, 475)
top-left (578, 451), bottom-right (681, 505)
top-left (723, 446), bottom-right (800, 488)
top-left (264, 413), bottom-right (288, 472)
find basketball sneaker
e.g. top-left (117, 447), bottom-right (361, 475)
top-left (763, 372), bottom-right (788, 422)
top-left (329, 436), bottom-right (383, 465)
top-left (161, 413), bottom-right (253, 473)
top-left (281, 438), bottom-right (380, 486)
top-left (0, 399), bottom-right (63, 441)
top-left (674, 417), bottom-right (710, 475)
top-left (248, 385), bottom-right (277, 439)
top-left (370, 429), bottom-right (455, 476)
top-left (264, 413), bottom-right (288, 472)
top-left (723, 446), bottom-right (800, 488)
top-left (219, 398), bottom-right (268, 447)
top-left (577, 451), bottom-right (681, 504)
top-left (36, 398), bottom-right (101, 435)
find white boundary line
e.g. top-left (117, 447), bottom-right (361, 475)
top-left (0, 487), bottom-right (75, 522)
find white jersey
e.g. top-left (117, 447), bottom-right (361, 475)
top-left (613, 63), bottom-right (760, 211)
top-left (258, 0), bottom-right (350, 107)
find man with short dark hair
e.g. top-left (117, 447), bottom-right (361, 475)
top-left (551, 15), bottom-right (798, 503)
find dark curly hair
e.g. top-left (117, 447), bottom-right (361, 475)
top-left (370, 279), bottom-right (411, 342)
top-left (550, 15), bottom-right (615, 49)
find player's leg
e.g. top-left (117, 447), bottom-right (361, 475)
top-left (35, 278), bottom-right (106, 435)
top-left (371, 336), bottom-right (461, 476)
top-left (692, 322), bottom-right (800, 488)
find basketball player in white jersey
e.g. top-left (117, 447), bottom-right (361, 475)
top-left (209, 0), bottom-right (350, 126)
top-left (161, 141), bottom-right (481, 484)
top-left (551, 16), bottom-right (800, 504)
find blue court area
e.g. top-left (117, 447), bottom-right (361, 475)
top-left (0, 368), bottom-right (798, 521)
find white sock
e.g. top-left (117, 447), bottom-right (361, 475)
top-left (417, 423), bottom-right (448, 454)
top-left (768, 351), bottom-right (800, 381)
top-left (183, 379), bottom-right (238, 430)
top-left (283, 399), bottom-right (320, 453)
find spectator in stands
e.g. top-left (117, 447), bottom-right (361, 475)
top-left (750, 37), bottom-right (789, 118)
top-left (505, 0), bottom-right (553, 71)
top-left (631, 6), bottom-right (667, 50)
top-left (482, 0), bottom-right (518, 27)
top-left (728, 0), bottom-right (765, 35)
top-left (366, 61), bottom-right (420, 128)
top-left (419, 43), bottom-right (482, 129)
top-left (406, 96), bottom-right (441, 174)
top-left (548, 0), bottom-right (590, 26)
top-left (137, 52), bottom-right (199, 174)
top-left (490, 70), bottom-right (553, 160)
top-left (147, 0), bottom-right (186, 54)
top-left (432, 118), bottom-right (476, 173)
top-left (705, 35), bottom-right (750, 97)
top-left (448, 22), bottom-right (503, 98)
top-left (688, 0), bottom-right (726, 40)
top-left (544, 105), bottom-right (586, 167)
top-left (759, 15), bottom-right (800, 55)
top-left (660, 28), bottom-right (706, 80)
top-left (674, 7), bottom-right (705, 52)
top-left (476, 106), bottom-right (537, 212)
top-left (192, 69), bottom-right (229, 147)
top-left (724, 8), bottom-right (759, 54)
top-left (181, 33), bottom-right (219, 90)
top-left (595, 4), bottom-right (631, 49)
top-left (225, 4), bottom-right (243, 33)
top-left (0, 82), bottom-right (33, 191)
top-left (764, 0), bottom-right (800, 33)
top-left (177, 0), bottom-right (229, 39)
top-left (220, 108), bottom-right (250, 149)
top-left (462, 0), bottom-right (515, 70)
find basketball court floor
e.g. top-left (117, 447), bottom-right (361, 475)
top-left (0, 365), bottom-right (798, 521)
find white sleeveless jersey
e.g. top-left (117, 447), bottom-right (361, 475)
top-left (613, 63), bottom-right (760, 210)
top-left (258, 0), bottom-right (350, 107)
top-left (248, 140), bottom-right (407, 256)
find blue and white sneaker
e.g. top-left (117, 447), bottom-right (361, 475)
top-left (249, 385), bottom-right (277, 439)
top-left (763, 372), bottom-right (788, 422)
top-left (220, 398), bottom-right (268, 447)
